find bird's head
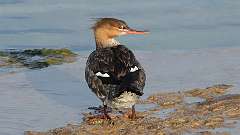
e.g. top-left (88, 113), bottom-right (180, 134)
top-left (92, 18), bottom-right (148, 48)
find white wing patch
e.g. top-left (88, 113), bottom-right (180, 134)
top-left (96, 72), bottom-right (110, 77)
top-left (130, 66), bottom-right (139, 72)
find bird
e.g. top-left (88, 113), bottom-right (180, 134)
top-left (85, 18), bottom-right (148, 119)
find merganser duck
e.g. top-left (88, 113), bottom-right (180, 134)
top-left (85, 18), bottom-right (148, 119)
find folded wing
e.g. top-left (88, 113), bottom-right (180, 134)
top-left (85, 45), bottom-right (146, 101)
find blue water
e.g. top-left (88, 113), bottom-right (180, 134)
top-left (1, 0), bottom-right (240, 135)
top-left (0, 0), bottom-right (240, 51)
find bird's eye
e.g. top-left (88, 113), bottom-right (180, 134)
top-left (119, 25), bottom-right (125, 29)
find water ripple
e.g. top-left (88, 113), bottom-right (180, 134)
top-left (0, 16), bottom-right (31, 20)
top-left (0, 0), bottom-right (24, 5)
top-left (0, 29), bottom-right (75, 34)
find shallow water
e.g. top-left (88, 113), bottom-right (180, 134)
top-left (1, 0), bottom-right (240, 134)
top-left (0, 0), bottom-right (240, 50)
top-left (1, 48), bottom-right (240, 135)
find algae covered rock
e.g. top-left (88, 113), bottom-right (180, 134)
top-left (0, 48), bottom-right (77, 69)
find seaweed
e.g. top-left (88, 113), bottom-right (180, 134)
top-left (0, 48), bottom-right (77, 69)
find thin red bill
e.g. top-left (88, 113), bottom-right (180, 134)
top-left (126, 29), bottom-right (149, 34)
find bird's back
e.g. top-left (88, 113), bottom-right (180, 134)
top-left (85, 45), bottom-right (146, 106)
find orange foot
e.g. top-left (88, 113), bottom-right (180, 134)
top-left (86, 114), bottom-right (113, 125)
top-left (122, 109), bottom-right (136, 120)
top-left (88, 113), bottom-right (111, 120)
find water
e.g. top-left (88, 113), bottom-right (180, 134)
top-left (0, 0), bottom-right (240, 134)
top-left (0, 0), bottom-right (240, 50)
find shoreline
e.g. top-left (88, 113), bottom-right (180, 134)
top-left (1, 47), bottom-right (240, 134)
top-left (25, 84), bottom-right (239, 135)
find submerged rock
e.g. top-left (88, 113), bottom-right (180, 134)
top-left (25, 84), bottom-right (240, 135)
top-left (184, 84), bottom-right (233, 100)
top-left (0, 48), bottom-right (77, 69)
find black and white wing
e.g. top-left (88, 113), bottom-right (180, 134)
top-left (113, 45), bottom-right (146, 98)
top-left (85, 48), bottom-right (116, 101)
top-left (85, 45), bottom-right (146, 101)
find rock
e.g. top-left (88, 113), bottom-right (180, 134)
top-left (0, 48), bottom-right (77, 69)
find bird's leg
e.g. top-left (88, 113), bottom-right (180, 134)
top-left (129, 105), bottom-right (136, 119)
top-left (122, 105), bottom-right (137, 119)
top-left (103, 105), bottom-right (111, 119)
top-left (87, 104), bottom-right (111, 120)
top-left (132, 105), bottom-right (136, 119)
top-left (86, 104), bottom-right (111, 121)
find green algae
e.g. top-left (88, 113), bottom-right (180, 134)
top-left (0, 51), bottom-right (8, 57)
top-left (20, 48), bottom-right (76, 57)
top-left (40, 48), bottom-right (76, 56)
top-left (0, 48), bottom-right (77, 69)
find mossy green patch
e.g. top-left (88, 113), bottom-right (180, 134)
top-left (41, 48), bottom-right (77, 56)
top-left (46, 58), bottom-right (64, 65)
top-left (0, 51), bottom-right (8, 57)
top-left (0, 48), bottom-right (77, 69)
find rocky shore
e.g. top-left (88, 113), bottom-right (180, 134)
top-left (25, 84), bottom-right (239, 135)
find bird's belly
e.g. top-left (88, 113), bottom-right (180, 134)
top-left (106, 91), bottom-right (139, 109)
